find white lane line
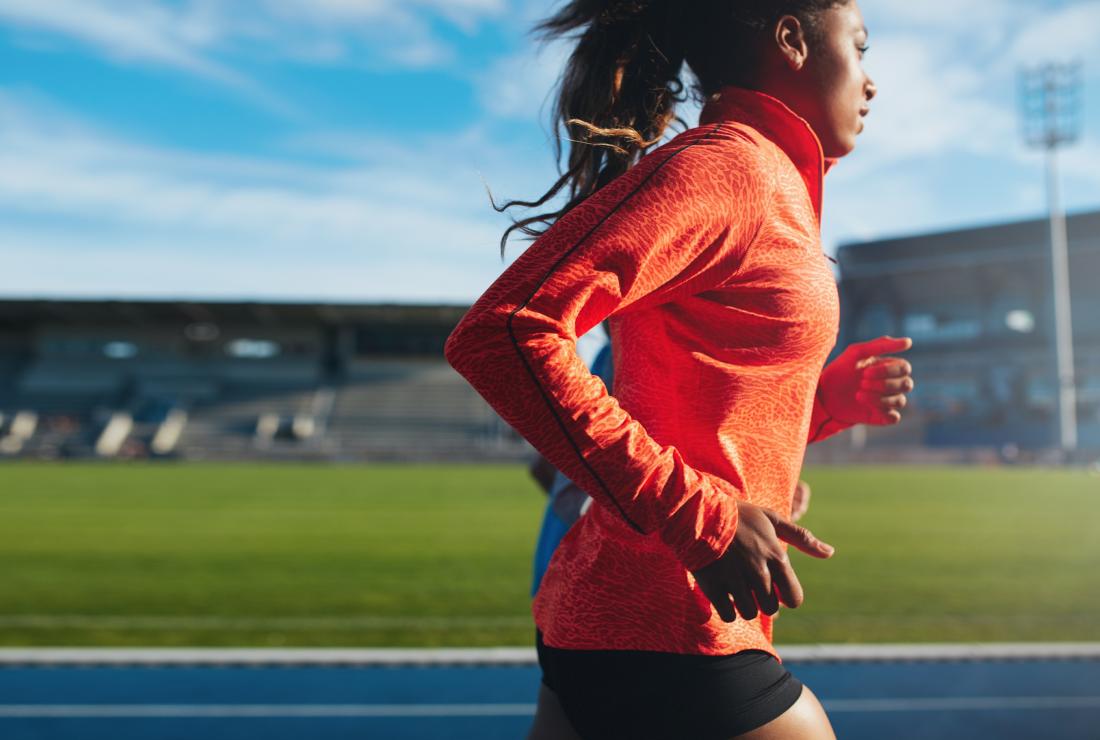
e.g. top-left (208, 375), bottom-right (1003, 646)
top-left (826, 696), bottom-right (1100, 712)
top-left (1, 698), bottom-right (1099, 718)
top-left (783, 643), bottom-right (1100, 663)
top-left (5, 615), bottom-right (1095, 629)
top-left (3, 643), bottom-right (1100, 666)
top-left (0, 704), bottom-right (537, 718)
top-left (0, 647), bottom-right (539, 666)
top-left (0, 615), bottom-right (533, 630)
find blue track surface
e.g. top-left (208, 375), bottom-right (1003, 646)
top-left (1, 659), bottom-right (1098, 739)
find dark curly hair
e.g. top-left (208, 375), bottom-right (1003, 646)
top-left (492, 0), bottom-right (847, 256)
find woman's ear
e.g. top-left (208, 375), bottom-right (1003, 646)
top-left (774, 15), bottom-right (809, 71)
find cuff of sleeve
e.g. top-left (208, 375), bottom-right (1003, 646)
top-left (661, 481), bottom-right (739, 572)
top-left (810, 415), bottom-right (852, 443)
top-left (809, 389), bottom-right (854, 443)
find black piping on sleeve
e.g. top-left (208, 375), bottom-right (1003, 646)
top-left (504, 124), bottom-right (723, 535)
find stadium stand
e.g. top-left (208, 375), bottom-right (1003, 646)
top-left (327, 358), bottom-right (517, 460)
top-left (0, 210), bottom-right (1096, 463)
top-left (0, 300), bottom-right (529, 462)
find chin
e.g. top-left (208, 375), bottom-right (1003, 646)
top-left (822, 138), bottom-right (856, 159)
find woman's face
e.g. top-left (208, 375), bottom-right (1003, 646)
top-left (786, 1), bottom-right (876, 158)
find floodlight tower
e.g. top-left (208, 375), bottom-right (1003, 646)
top-left (1019, 62), bottom-right (1083, 455)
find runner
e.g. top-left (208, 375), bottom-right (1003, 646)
top-left (446, 1), bottom-right (913, 737)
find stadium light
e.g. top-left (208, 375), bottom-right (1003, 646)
top-left (1018, 61), bottom-right (1083, 455)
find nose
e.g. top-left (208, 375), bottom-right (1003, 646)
top-left (865, 76), bottom-right (877, 102)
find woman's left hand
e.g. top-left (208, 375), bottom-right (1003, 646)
top-left (818, 336), bottom-right (914, 426)
top-left (790, 480), bottom-right (811, 523)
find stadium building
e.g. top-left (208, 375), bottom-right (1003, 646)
top-left (0, 301), bottom-right (524, 461)
top-left (825, 208), bottom-right (1100, 461)
top-left (1, 209), bottom-right (1097, 463)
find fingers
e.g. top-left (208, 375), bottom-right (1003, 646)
top-left (756, 590), bottom-right (780, 617)
top-left (768, 556), bottom-right (804, 609)
top-left (698, 505), bottom-right (834, 623)
top-left (770, 515), bottom-right (835, 559)
top-left (860, 357), bottom-right (913, 379)
top-left (741, 561), bottom-right (779, 618)
top-left (849, 335), bottom-right (912, 360)
top-left (855, 390), bottom-right (907, 426)
top-left (728, 575), bottom-right (759, 621)
top-left (696, 576), bottom-right (736, 623)
top-left (754, 579), bottom-right (781, 616)
top-left (880, 393), bottom-right (907, 410)
top-left (856, 353), bottom-right (912, 425)
top-left (699, 575), bottom-right (777, 622)
top-left (790, 480), bottom-right (811, 523)
top-left (790, 505), bottom-right (808, 523)
top-left (859, 375), bottom-right (914, 394)
top-left (856, 390), bottom-right (907, 410)
top-left (694, 555), bottom-right (782, 622)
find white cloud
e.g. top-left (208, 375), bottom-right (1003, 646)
top-left (261, 0), bottom-right (507, 28)
top-left (0, 0), bottom-right (224, 73)
top-left (2, 0), bottom-right (1097, 302)
top-left (0, 90), bottom-right (522, 301)
top-left (479, 39), bottom-right (567, 122)
top-left (867, 0), bottom-right (1024, 27)
top-left (0, 0), bottom-right (510, 90)
top-left (0, 0), bottom-right (299, 113)
top-left (0, 233), bottom-right (495, 303)
top-left (823, 169), bottom-right (941, 247)
top-left (1009, 2), bottom-right (1100, 65)
top-left (467, 0), bottom-right (1100, 257)
top-left (820, 0), bottom-right (1100, 248)
top-left (855, 0), bottom-right (1098, 167)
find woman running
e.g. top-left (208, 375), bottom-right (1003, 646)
top-left (446, 1), bottom-right (913, 737)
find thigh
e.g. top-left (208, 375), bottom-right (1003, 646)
top-left (528, 684), bottom-right (583, 740)
top-left (733, 685), bottom-right (835, 740)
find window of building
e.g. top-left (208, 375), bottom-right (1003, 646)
top-left (225, 339), bottom-right (281, 359)
top-left (1005, 309), bottom-right (1036, 333)
top-left (185, 322), bottom-right (220, 342)
top-left (102, 341), bottom-right (139, 359)
top-left (902, 309), bottom-right (982, 343)
top-left (855, 303), bottom-right (895, 340)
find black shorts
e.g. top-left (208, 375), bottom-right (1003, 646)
top-left (536, 631), bottom-right (803, 740)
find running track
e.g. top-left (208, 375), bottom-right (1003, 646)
top-left (1, 645), bottom-right (1098, 739)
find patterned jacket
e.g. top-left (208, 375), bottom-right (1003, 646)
top-left (446, 86), bottom-right (849, 656)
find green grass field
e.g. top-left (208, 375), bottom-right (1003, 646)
top-left (0, 462), bottom-right (1097, 647)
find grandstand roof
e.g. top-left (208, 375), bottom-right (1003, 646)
top-left (0, 299), bottom-right (469, 329)
top-left (838, 209), bottom-right (1100, 279)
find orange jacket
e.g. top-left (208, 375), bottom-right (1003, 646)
top-left (446, 86), bottom-right (848, 656)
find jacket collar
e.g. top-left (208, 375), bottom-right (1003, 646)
top-left (699, 85), bottom-right (836, 224)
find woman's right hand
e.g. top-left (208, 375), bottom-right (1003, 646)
top-left (691, 501), bottom-right (835, 622)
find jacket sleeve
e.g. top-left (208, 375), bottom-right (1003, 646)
top-left (807, 381), bottom-right (855, 444)
top-left (445, 126), bottom-right (771, 572)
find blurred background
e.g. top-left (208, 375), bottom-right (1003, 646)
top-left (0, 0), bottom-right (1098, 464)
top-left (0, 1), bottom-right (1098, 738)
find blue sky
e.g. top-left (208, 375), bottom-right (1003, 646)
top-left (1, 0), bottom-right (1098, 303)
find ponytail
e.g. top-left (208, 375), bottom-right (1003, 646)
top-left (492, 0), bottom-right (847, 256)
top-left (492, 0), bottom-right (688, 256)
